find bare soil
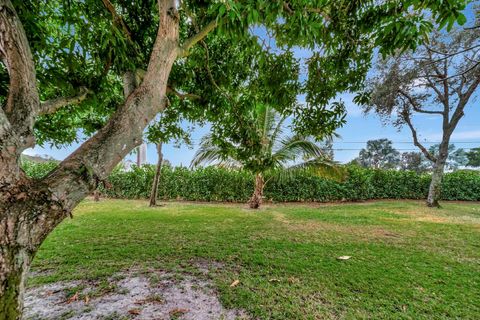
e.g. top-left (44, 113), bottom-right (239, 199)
top-left (24, 269), bottom-right (247, 320)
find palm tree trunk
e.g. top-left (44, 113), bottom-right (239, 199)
top-left (149, 142), bottom-right (163, 207)
top-left (93, 190), bottom-right (100, 202)
top-left (249, 173), bottom-right (264, 209)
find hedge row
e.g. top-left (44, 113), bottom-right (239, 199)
top-left (22, 161), bottom-right (480, 202)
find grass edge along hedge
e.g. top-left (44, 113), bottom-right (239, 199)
top-left (23, 161), bottom-right (480, 202)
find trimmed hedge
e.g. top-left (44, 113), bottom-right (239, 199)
top-left (21, 160), bottom-right (58, 179)
top-left (104, 165), bottom-right (253, 201)
top-left (22, 161), bottom-right (480, 202)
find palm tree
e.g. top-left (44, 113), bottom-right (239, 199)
top-left (191, 105), bottom-right (342, 209)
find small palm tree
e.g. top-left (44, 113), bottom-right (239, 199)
top-left (191, 105), bottom-right (342, 209)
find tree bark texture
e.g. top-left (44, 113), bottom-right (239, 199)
top-left (426, 142), bottom-right (449, 207)
top-left (0, 1), bottom-right (182, 318)
top-left (249, 173), bottom-right (265, 209)
top-left (93, 190), bottom-right (100, 202)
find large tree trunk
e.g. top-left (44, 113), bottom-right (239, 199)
top-left (427, 158), bottom-right (447, 208)
top-left (427, 164), bottom-right (444, 207)
top-left (0, 1), bottom-right (182, 318)
top-left (0, 246), bottom-right (32, 319)
top-left (149, 142), bottom-right (163, 207)
top-left (93, 190), bottom-right (100, 202)
top-left (0, 175), bottom-right (69, 319)
top-left (249, 173), bottom-right (265, 209)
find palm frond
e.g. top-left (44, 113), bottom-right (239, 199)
top-left (273, 136), bottom-right (325, 164)
top-left (256, 104), bottom-right (278, 142)
top-left (190, 135), bottom-right (241, 169)
top-left (268, 114), bottom-right (288, 153)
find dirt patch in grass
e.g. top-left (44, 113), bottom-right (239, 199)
top-left (191, 258), bottom-right (225, 276)
top-left (24, 269), bottom-right (247, 320)
top-left (271, 212), bottom-right (403, 241)
top-left (389, 207), bottom-right (480, 225)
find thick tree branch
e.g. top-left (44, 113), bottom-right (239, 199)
top-left (402, 111), bottom-right (437, 163)
top-left (398, 89), bottom-right (444, 115)
top-left (39, 87), bottom-right (90, 115)
top-left (166, 86), bottom-right (201, 100)
top-left (0, 0), bottom-right (39, 149)
top-left (448, 74), bottom-right (480, 134)
top-left (442, 57), bottom-right (449, 108)
top-left (177, 19), bottom-right (217, 58)
top-left (42, 0), bottom-right (179, 216)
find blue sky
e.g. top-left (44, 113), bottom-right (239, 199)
top-left (25, 87), bottom-right (480, 166)
top-left (24, 6), bottom-right (480, 166)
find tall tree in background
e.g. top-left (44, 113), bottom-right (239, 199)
top-left (467, 147), bottom-right (480, 167)
top-left (150, 142), bottom-right (164, 206)
top-left (0, 0), bottom-right (468, 317)
top-left (146, 111), bottom-right (192, 207)
top-left (400, 151), bottom-right (429, 173)
top-left (428, 144), bottom-right (468, 171)
top-left (363, 26), bottom-right (480, 207)
top-left (358, 139), bottom-right (400, 169)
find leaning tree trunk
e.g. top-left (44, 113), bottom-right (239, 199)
top-left (249, 173), bottom-right (265, 209)
top-left (0, 246), bottom-right (31, 319)
top-left (0, 172), bottom-right (69, 319)
top-left (0, 0), bottom-right (181, 318)
top-left (149, 142), bottom-right (163, 207)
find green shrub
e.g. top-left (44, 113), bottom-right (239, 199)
top-left (22, 160), bottom-right (58, 179)
top-left (441, 170), bottom-right (480, 201)
top-left (22, 161), bottom-right (480, 202)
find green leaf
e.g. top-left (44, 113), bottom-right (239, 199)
top-left (457, 13), bottom-right (467, 26)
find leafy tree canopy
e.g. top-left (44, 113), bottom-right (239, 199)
top-left (466, 147), bottom-right (480, 167)
top-left (358, 138), bottom-right (400, 169)
top-left (400, 151), bottom-right (429, 173)
top-left (191, 104), bottom-right (338, 175)
top-left (4, 0), bottom-right (469, 147)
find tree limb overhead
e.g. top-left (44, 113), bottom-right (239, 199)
top-left (177, 19), bottom-right (217, 58)
top-left (402, 112), bottom-right (437, 163)
top-left (40, 87), bottom-right (90, 115)
top-left (398, 89), bottom-right (444, 115)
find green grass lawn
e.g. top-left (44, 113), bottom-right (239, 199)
top-left (30, 199), bottom-right (480, 319)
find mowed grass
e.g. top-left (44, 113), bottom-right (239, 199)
top-left (30, 199), bottom-right (480, 319)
